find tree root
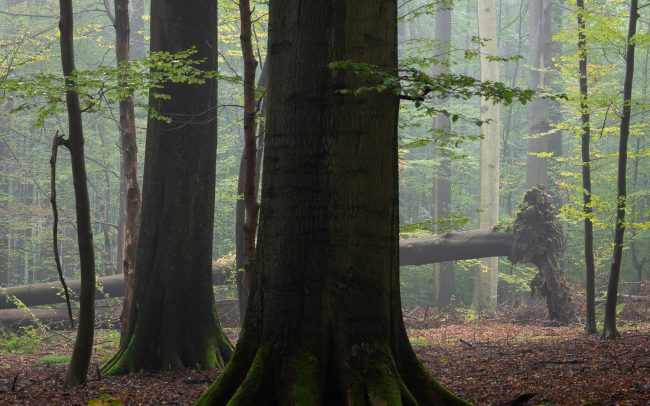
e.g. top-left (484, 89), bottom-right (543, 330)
top-left (196, 338), bottom-right (470, 405)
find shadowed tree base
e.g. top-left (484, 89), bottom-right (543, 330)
top-left (102, 307), bottom-right (232, 374)
top-left (196, 279), bottom-right (468, 405)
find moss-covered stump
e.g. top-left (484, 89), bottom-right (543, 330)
top-left (511, 187), bottom-right (574, 324)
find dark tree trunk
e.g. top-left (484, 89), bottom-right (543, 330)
top-left (432, 3), bottom-right (454, 309)
top-left (603, 0), bottom-right (638, 340)
top-left (236, 59), bottom-right (268, 322)
top-left (240, 0), bottom-right (259, 302)
top-left (197, 0), bottom-right (467, 403)
top-left (113, 0), bottom-right (142, 347)
top-left (101, 0), bottom-right (233, 374)
top-left (58, 0), bottom-right (96, 387)
top-left (576, 0), bottom-right (597, 335)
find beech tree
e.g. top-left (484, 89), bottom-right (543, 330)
top-left (102, 0), bottom-right (233, 374)
top-left (526, 0), bottom-right (552, 188)
top-left (432, 2), bottom-right (454, 309)
top-left (197, 0), bottom-right (467, 403)
top-left (473, 0), bottom-right (500, 311)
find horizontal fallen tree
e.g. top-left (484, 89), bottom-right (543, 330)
top-left (1, 231), bottom-right (508, 327)
top-left (399, 230), bottom-right (513, 266)
top-left (1, 230), bottom-right (509, 310)
top-left (2, 188), bottom-right (572, 327)
top-left (0, 300), bottom-right (241, 330)
top-left (0, 268), bottom-right (230, 310)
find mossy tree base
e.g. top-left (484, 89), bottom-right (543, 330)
top-left (102, 309), bottom-right (232, 375)
top-left (196, 283), bottom-right (467, 405)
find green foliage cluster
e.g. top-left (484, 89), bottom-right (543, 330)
top-left (0, 326), bottom-right (42, 354)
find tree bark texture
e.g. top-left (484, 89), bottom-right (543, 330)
top-left (101, 0), bottom-right (233, 374)
top-left (58, 0), bottom-right (96, 387)
top-left (474, 0), bottom-right (500, 311)
top-left (433, 4), bottom-right (454, 309)
top-left (603, 0), bottom-right (638, 340)
top-left (114, 0), bottom-right (142, 347)
top-left (576, 0), bottom-right (597, 334)
top-left (197, 0), bottom-right (467, 404)
top-left (526, 0), bottom-right (552, 188)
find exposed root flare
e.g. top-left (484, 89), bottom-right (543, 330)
top-left (197, 338), bottom-right (471, 405)
top-left (511, 187), bottom-right (574, 325)
top-left (101, 320), bottom-right (232, 377)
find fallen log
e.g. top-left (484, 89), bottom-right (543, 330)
top-left (0, 268), bottom-right (230, 310)
top-left (0, 307), bottom-right (118, 329)
top-left (0, 300), bottom-right (241, 330)
top-left (2, 230), bottom-right (508, 311)
top-left (399, 230), bottom-right (512, 266)
top-left (1, 206), bottom-right (570, 327)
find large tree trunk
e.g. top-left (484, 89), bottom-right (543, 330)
top-left (58, 0), bottom-right (96, 387)
top-left (101, 0), bottom-right (233, 374)
top-left (526, 0), bottom-right (552, 188)
top-left (602, 0), bottom-right (638, 340)
top-left (473, 0), bottom-right (500, 311)
top-left (576, 0), bottom-right (597, 334)
top-left (113, 0), bottom-right (142, 346)
top-left (197, 0), bottom-right (467, 403)
top-left (432, 3), bottom-right (454, 309)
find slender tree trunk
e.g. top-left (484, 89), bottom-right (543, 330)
top-left (58, 0), bottom-right (96, 387)
top-left (101, 0), bottom-right (233, 374)
top-left (526, 0), bottom-right (552, 188)
top-left (433, 4), bottom-right (454, 308)
top-left (197, 0), bottom-right (467, 403)
top-left (576, 0), bottom-right (597, 335)
top-left (236, 59), bottom-right (268, 323)
top-left (602, 0), bottom-right (639, 340)
top-left (113, 0), bottom-right (142, 346)
top-left (239, 0), bottom-right (259, 297)
top-left (473, 0), bottom-right (500, 311)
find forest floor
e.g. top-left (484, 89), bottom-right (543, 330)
top-left (1, 308), bottom-right (649, 405)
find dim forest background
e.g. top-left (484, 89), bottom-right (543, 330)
top-left (1, 0), bottom-right (650, 404)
